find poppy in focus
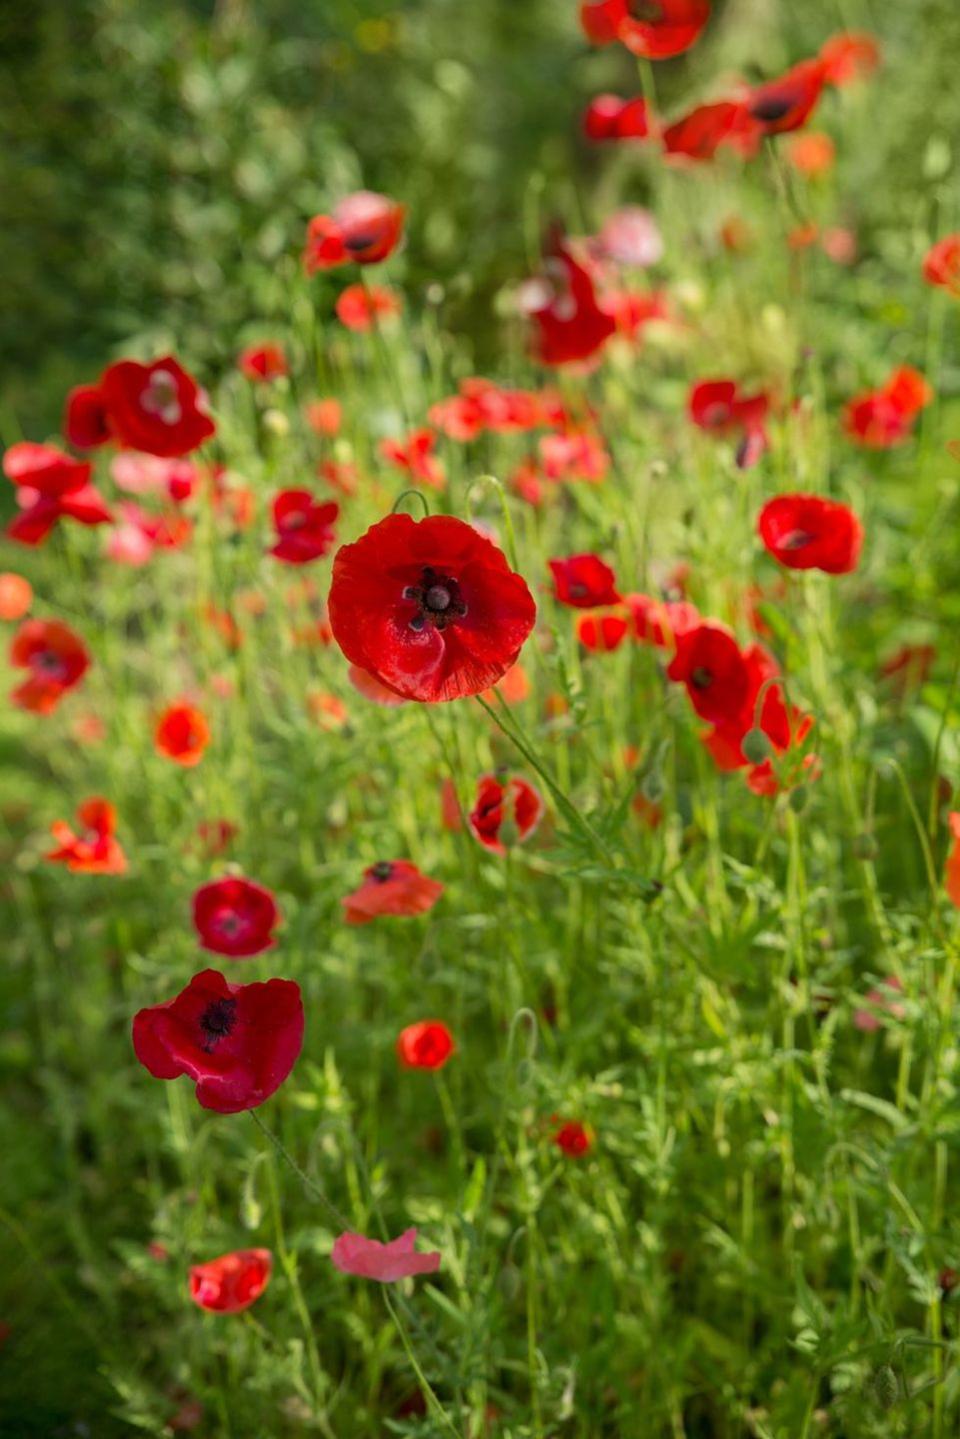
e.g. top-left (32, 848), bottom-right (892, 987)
top-left (155, 703), bottom-right (210, 766)
top-left (192, 876), bottom-right (280, 958)
top-left (46, 798), bottom-right (127, 875)
top-left (190, 1249), bottom-right (273, 1313)
top-left (331, 1229), bottom-right (441, 1283)
top-left (303, 192), bottom-right (405, 273)
top-left (396, 1020), bottom-right (456, 1070)
top-left (468, 772), bottom-right (545, 854)
top-left (758, 493), bottom-right (863, 575)
top-left (269, 491), bottom-right (339, 565)
top-left (341, 861), bottom-right (444, 925)
top-left (10, 618), bottom-right (90, 713)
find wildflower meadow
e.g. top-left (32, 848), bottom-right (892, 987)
top-left (5, 1), bottom-right (960, 1435)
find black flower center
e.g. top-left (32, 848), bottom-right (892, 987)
top-left (691, 666), bottom-right (713, 690)
top-left (403, 567), bottom-right (468, 633)
top-left (782, 528), bottom-right (812, 550)
top-left (750, 95), bottom-right (794, 123)
top-left (371, 861), bottom-right (394, 882)
top-left (199, 997), bottom-right (237, 1051)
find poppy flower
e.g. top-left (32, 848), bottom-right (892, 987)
top-left (819, 31), bottom-right (880, 87)
top-left (190, 1249), bottom-right (272, 1313)
top-left (331, 1229), bottom-right (441, 1283)
top-left (662, 101), bottom-right (757, 163)
top-left (64, 383), bottom-right (113, 449)
top-left (269, 491), bottom-right (339, 565)
top-left (688, 379), bottom-right (769, 436)
top-left (583, 95), bottom-right (654, 142)
top-left (552, 1119), bottom-right (594, 1158)
top-left (746, 59), bottom-right (826, 137)
top-left (4, 441), bottom-right (112, 546)
top-left (758, 493), bottom-right (863, 575)
top-left (579, 0), bottom-right (622, 43)
top-left (155, 703), bottom-right (210, 766)
top-left (238, 343), bottom-right (288, 382)
top-left (380, 429), bottom-right (445, 490)
top-left (842, 366), bottom-right (931, 448)
top-left (616, 0), bottom-right (710, 59)
top-left (577, 609), bottom-right (631, 652)
top-left (347, 663), bottom-right (407, 706)
top-left (0, 572), bottom-right (32, 621)
top-left (335, 283), bottom-right (402, 331)
top-left (523, 243), bottom-right (616, 367)
top-left (327, 513), bottom-right (536, 703)
top-left (468, 772), bottom-right (545, 854)
top-left (46, 797), bottom-right (126, 875)
top-left (396, 1020), bottom-right (455, 1070)
top-left (10, 617), bottom-right (90, 713)
top-left (628, 593), bottom-right (700, 650)
top-left (786, 131), bottom-right (835, 175)
top-left (945, 813), bottom-right (960, 908)
top-left (595, 207), bottom-right (664, 268)
top-left (111, 452), bottom-right (197, 502)
top-left (192, 876), bottom-right (280, 958)
top-left (923, 235), bottom-right (960, 296)
top-left (306, 398), bottom-right (342, 436)
top-left (539, 429), bottom-right (610, 483)
top-left (667, 623), bottom-right (750, 724)
top-left (341, 860), bottom-right (444, 925)
top-left (549, 553), bottom-right (620, 608)
top-left (303, 192), bottom-right (405, 273)
top-left (93, 357), bottom-right (216, 458)
top-left (132, 968), bottom-right (303, 1113)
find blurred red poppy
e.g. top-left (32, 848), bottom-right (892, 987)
top-left (617, 0), bottom-right (710, 59)
top-left (10, 617), bottom-right (90, 713)
top-left (4, 441), bottom-right (112, 545)
top-left (688, 379), bottom-right (769, 435)
top-left (269, 491), bottom-right (339, 564)
top-left (74, 357), bottom-right (216, 458)
top-left (667, 623), bottom-right (750, 724)
top-left (0, 572), bottom-right (32, 621)
top-left (64, 383), bottom-right (113, 449)
top-left (843, 366), bottom-right (931, 448)
top-left (342, 861), bottom-right (443, 925)
top-left (303, 192), bottom-right (405, 273)
top-left (786, 131), bottom-right (835, 175)
top-left (335, 283), bottom-right (402, 331)
top-left (133, 968), bottom-right (303, 1113)
top-left (662, 101), bottom-right (757, 163)
top-left (923, 235), bottom-right (960, 296)
top-left (396, 1020), bottom-right (455, 1070)
top-left (190, 1249), bottom-right (272, 1313)
top-left (193, 876), bottom-right (280, 958)
top-left (758, 493), bottom-right (863, 574)
top-left (47, 798), bottom-right (127, 875)
top-left (549, 553), bottom-right (620, 608)
top-left (469, 772), bottom-right (545, 853)
top-left (583, 95), bottom-right (654, 142)
top-left (238, 343), bottom-right (288, 381)
top-left (747, 60), bottom-right (826, 136)
top-left (577, 609), bottom-right (631, 652)
top-left (331, 1229), bottom-right (441, 1283)
top-left (552, 1119), bottom-right (594, 1157)
top-left (628, 593), bottom-right (700, 650)
top-left (155, 703), bottom-right (210, 766)
top-left (380, 429), bottom-right (445, 489)
top-left (945, 813), bottom-right (960, 908)
top-left (328, 513), bottom-right (536, 703)
top-left (819, 31), bottom-right (880, 87)
top-left (306, 398), bottom-right (342, 436)
top-left (523, 243), bottom-right (616, 367)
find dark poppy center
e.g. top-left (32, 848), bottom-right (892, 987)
top-left (750, 95), bottom-right (794, 123)
top-left (35, 650), bottom-right (69, 680)
top-left (199, 997), bottom-right (237, 1050)
top-left (370, 861), bottom-right (394, 883)
top-left (627, 0), bottom-right (662, 19)
top-left (345, 230), bottom-right (379, 254)
top-left (782, 528), bottom-right (812, 550)
top-left (702, 402), bottom-right (732, 427)
top-left (691, 666), bottom-right (713, 690)
top-left (403, 567), bottom-right (468, 633)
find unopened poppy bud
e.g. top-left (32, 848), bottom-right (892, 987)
top-left (742, 727), bottom-right (774, 764)
top-left (642, 771), bottom-right (664, 802)
top-left (852, 832), bottom-right (878, 860)
top-left (498, 818), bottom-right (520, 849)
top-left (869, 1365), bottom-right (900, 1412)
top-left (789, 784), bottom-right (809, 813)
top-left (262, 408), bottom-right (289, 436)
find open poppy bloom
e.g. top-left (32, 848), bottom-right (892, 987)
top-left (700, 643), bottom-right (816, 795)
top-left (347, 663), bottom-right (408, 706)
top-left (842, 366), bottom-right (931, 447)
top-left (523, 243), bottom-right (616, 367)
top-left (583, 95), bottom-right (654, 142)
top-left (577, 608), bottom-right (631, 652)
top-left (328, 513), bottom-right (536, 703)
top-left (67, 356), bottom-right (215, 458)
top-left (10, 617), bottom-right (90, 713)
top-left (396, 1020), bottom-right (456, 1069)
top-left (4, 441), bottom-right (112, 545)
top-left (468, 772), bottom-right (545, 854)
top-left (662, 100), bottom-right (758, 163)
top-left (549, 553), bottom-right (620, 608)
top-left (746, 60), bottom-right (826, 137)
top-left (688, 379), bottom-right (769, 435)
top-left (628, 593), bottom-right (700, 650)
top-left (193, 876), bottom-right (280, 958)
top-left (380, 429), bottom-right (445, 489)
top-left (819, 31), bottom-right (880, 87)
top-left (552, 1119), bottom-right (594, 1157)
top-left (923, 235), bottom-right (960, 296)
top-left (155, 703), bottom-right (210, 766)
top-left (667, 622), bottom-right (750, 725)
top-left (331, 1229), bottom-right (441, 1283)
top-left (269, 491), bottom-right (339, 564)
top-left (303, 191), bottom-right (405, 273)
top-left (758, 493), bottom-right (863, 574)
top-left (46, 798), bottom-right (126, 875)
top-left (581, 0), bottom-right (709, 58)
top-left (341, 861), bottom-right (444, 925)
top-left (190, 1249), bottom-right (272, 1313)
top-left (335, 283), bottom-right (402, 331)
top-left (238, 343), bottom-right (288, 382)
top-left (132, 968), bottom-right (303, 1113)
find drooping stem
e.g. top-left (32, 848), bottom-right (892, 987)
top-left (248, 1108), bottom-right (350, 1230)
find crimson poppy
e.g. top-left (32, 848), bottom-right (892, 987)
top-left (331, 1229), bottom-right (441, 1283)
top-left (842, 366), bottom-right (931, 448)
top-left (327, 513), bottom-right (536, 703)
top-left (616, 0), bottom-right (710, 59)
top-left (577, 609), bottom-right (631, 652)
top-left (303, 192), bottom-right (405, 273)
top-left (758, 493), bottom-right (863, 574)
top-left (579, 0), bottom-right (622, 43)
top-left (819, 31), bottom-right (880, 86)
top-left (0, 572), bottom-right (32, 621)
top-left (380, 429), bottom-right (445, 489)
top-left (628, 593), bottom-right (700, 649)
top-left (667, 623), bottom-right (750, 724)
top-left (468, 772), bottom-right (545, 854)
top-left (347, 663), bottom-right (408, 706)
top-left (190, 1249), bottom-right (272, 1313)
top-left (524, 243), bottom-right (616, 367)
top-left (662, 101), bottom-right (757, 163)
top-left (335, 283), bottom-right (402, 331)
top-left (699, 641), bottom-right (814, 794)
top-left (552, 1119), bottom-right (594, 1157)
top-left (46, 798), bottom-right (126, 875)
top-left (133, 968), bottom-right (303, 1113)
top-left (4, 441), bottom-right (112, 546)
top-left (10, 617), bottom-right (90, 713)
top-left (549, 553), bottom-right (620, 608)
top-left (747, 60), bottom-right (826, 137)
top-left (193, 876), bottom-right (280, 958)
top-left (583, 95), bottom-right (654, 142)
top-left (396, 1020), bottom-right (455, 1070)
top-left (923, 235), bottom-right (960, 296)
top-left (688, 379), bottom-right (769, 435)
top-left (85, 357), bottom-right (216, 457)
top-left (64, 383), bottom-right (113, 449)
top-left (269, 491), bottom-right (339, 565)
top-left (341, 861), bottom-right (444, 925)
top-left (238, 343), bottom-right (288, 381)
top-left (539, 428), bottom-right (610, 482)
top-left (155, 703), bottom-right (210, 766)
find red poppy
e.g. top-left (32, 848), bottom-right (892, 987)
top-left (819, 31), bottom-right (880, 87)
top-left (4, 441), bottom-right (112, 545)
top-left (88, 357), bottom-right (216, 458)
top-left (662, 101), bottom-right (757, 163)
top-left (549, 553), bottom-right (620, 608)
top-left (552, 1119), bottom-right (594, 1158)
top-left (539, 429), bottom-right (610, 483)
top-left (190, 1249), bottom-right (272, 1313)
top-left (133, 968), bottom-right (303, 1113)
top-left (347, 663), bottom-right (407, 706)
top-left (46, 797), bottom-right (126, 875)
top-left (0, 572), bottom-right (32, 621)
top-left (758, 493), bottom-right (863, 575)
top-left (699, 641), bottom-right (815, 794)
top-left (341, 861), bottom-right (444, 925)
top-left (616, 0), bottom-right (710, 59)
top-left (303, 191), bottom-right (405, 273)
top-left (746, 60), bottom-right (826, 137)
top-left (238, 343), bottom-right (288, 382)
top-left (667, 622), bottom-right (750, 724)
top-left (524, 243), bottom-right (616, 367)
top-left (64, 383), bottom-right (113, 449)
top-left (786, 131), bottom-right (835, 175)
top-left (269, 491), bottom-right (339, 565)
top-left (193, 876), bottom-right (280, 958)
top-left (583, 95), bottom-right (654, 142)
top-left (10, 618), bottom-right (90, 713)
top-left (306, 398), bottom-right (342, 436)
top-left (396, 1020), bottom-right (455, 1070)
top-left (196, 819), bottom-right (239, 857)
top-left (335, 283), bottom-right (402, 332)
top-left (579, 0), bottom-right (622, 43)
top-left (577, 609), bottom-right (631, 652)
top-left (923, 235), bottom-right (960, 297)
top-left (155, 703), bottom-right (210, 766)
top-left (628, 593), bottom-right (700, 650)
top-left (331, 1229), bottom-right (441, 1283)
top-left (842, 366), bottom-right (931, 448)
top-left (945, 813), bottom-right (960, 908)
top-left (380, 429), bottom-right (445, 490)
top-left (468, 772), bottom-right (545, 854)
top-left (688, 379), bottom-right (769, 435)
top-left (327, 513), bottom-right (536, 703)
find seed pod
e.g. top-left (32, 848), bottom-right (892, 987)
top-left (742, 727), bottom-right (774, 764)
